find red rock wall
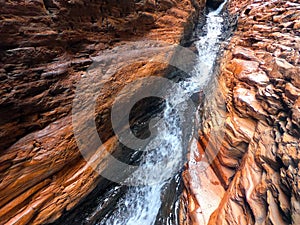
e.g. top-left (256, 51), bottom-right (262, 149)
top-left (182, 0), bottom-right (300, 224)
top-left (0, 0), bottom-right (206, 224)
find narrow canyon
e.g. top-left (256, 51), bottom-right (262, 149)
top-left (0, 0), bottom-right (299, 225)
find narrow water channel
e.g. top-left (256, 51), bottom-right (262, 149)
top-left (100, 2), bottom-right (228, 225)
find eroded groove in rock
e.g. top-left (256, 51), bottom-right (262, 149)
top-left (182, 0), bottom-right (300, 224)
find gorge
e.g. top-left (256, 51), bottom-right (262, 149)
top-left (0, 0), bottom-right (299, 225)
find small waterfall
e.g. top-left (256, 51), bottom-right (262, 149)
top-left (99, 2), bottom-right (228, 225)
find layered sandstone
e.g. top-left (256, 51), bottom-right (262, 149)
top-left (0, 0), bottom-right (206, 224)
top-left (182, 0), bottom-right (300, 224)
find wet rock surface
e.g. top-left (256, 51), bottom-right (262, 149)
top-left (182, 0), bottom-right (300, 224)
top-left (0, 0), bottom-right (206, 224)
top-left (206, 0), bottom-right (225, 9)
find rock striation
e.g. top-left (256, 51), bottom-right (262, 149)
top-left (182, 0), bottom-right (300, 224)
top-left (0, 0), bottom-right (206, 224)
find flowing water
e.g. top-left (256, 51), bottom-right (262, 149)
top-left (98, 2), bottom-right (228, 225)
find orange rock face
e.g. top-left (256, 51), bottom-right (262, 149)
top-left (0, 0), bottom-right (206, 224)
top-left (182, 0), bottom-right (300, 224)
